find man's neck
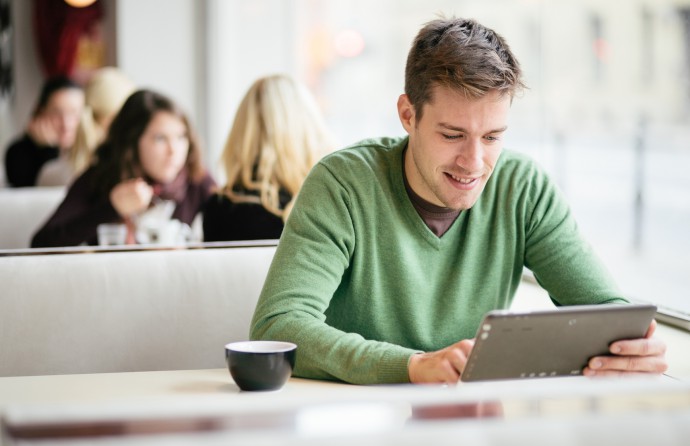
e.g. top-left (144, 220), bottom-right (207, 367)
top-left (401, 147), bottom-right (460, 237)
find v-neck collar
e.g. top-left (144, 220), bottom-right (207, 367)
top-left (392, 140), bottom-right (463, 248)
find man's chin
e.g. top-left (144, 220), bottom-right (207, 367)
top-left (442, 194), bottom-right (480, 211)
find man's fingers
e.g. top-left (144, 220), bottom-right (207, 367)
top-left (446, 348), bottom-right (468, 377)
top-left (587, 355), bottom-right (668, 374)
top-left (439, 361), bottom-right (461, 384)
top-left (645, 319), bottom-right (657, 339)
top-left (452, 339), bottom-right (474, 359)
top-left (609, 337), bottom-right (666, 357)
top-left (408, 339), bottom-right (477, 384)
top-left (584, 327), bottom-right (669, 376)
top-left (583, 368), bottom-right (656, 378)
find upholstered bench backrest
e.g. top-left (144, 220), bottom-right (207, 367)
top-left (0, 187), bottom-right (65, 249)
top-left (0, 245), bottom-right (277, 376)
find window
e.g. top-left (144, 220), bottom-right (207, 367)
top-left (209, 0), bottom-right (690, 314)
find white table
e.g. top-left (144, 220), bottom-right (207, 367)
top-left (2, 369), bottom-right (690, 445)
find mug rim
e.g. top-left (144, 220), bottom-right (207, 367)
top-left (225, 340), bottom-right (296, 353)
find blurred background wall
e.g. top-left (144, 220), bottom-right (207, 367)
top-left (1, 0), bottom-right (689, 312)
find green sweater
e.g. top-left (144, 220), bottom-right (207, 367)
top-left (250, 136), bottom-right (626, 384)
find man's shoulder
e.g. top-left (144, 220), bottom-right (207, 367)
top-left (343, 136), bottom-right (407, 151)
top-left (320, 136), bottom-right (407, 168)
top-left (479, 150), bottom-right (556, 206)
top-left (497, 149), bottom-right (537, 168)
top-left (494, 149), bottom-right (548, 182)
top-left (304, 136), bottom-right (406, 195)
top-left (484, 149), bottom-right (561, 211)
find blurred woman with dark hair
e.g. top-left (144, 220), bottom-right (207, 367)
top-left (31, 89), bottom-right (215, 247)
top-left (37, 67), bottom-right (136, 186)
top-left (3, 76), bottom-right (84, 187)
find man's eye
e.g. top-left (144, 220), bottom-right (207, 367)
top-left (442, 133), bottom-right (462, 140)
top-left (485, 135), bottom-right (501, 142)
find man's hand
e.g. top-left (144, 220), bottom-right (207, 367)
top-left (408, 339), bottom-right (475, 384)
top-left (583, 319), bottom-right (668, 377)
top-left (110, 178), bottom-right (154, 218)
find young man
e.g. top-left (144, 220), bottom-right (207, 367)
top-left (250, 18), bottom-right (668, 384)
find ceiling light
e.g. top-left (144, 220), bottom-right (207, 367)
top-left (64, 0), bottom-right (97, 8)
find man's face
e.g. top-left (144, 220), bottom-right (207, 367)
top-left (398, 86), bottom-right (510, 211)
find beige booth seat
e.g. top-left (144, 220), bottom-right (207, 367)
top-left (0, 244), bottom-right (277, 377)
top-left (0, 187), bottom-right (65, 249)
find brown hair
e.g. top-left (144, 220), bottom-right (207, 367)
top-left (405, 17), bottom-right (526, 121)
top-left (90, 89), bottom-right (205, 199)
top-left (33, 76), bottom-right (82, 117)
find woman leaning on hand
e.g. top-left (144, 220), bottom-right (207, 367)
top-left (31, 89), bottom-right (216, 248)
top-left (37, 67), bottom-right (136, 187)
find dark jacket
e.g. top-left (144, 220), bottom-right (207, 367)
top-left (31, 166), bottom-right (216, 247)
top-left (4, 134), bottom-right (59, 187)
top-left (202, 191), bottom-right (290, 242)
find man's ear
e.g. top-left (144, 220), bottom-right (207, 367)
top-left (397, 94), bottom-right (415, 133)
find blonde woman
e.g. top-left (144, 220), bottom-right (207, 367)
top-left (37, 67), bottom-right (135, 186)
top-left (203, 74), bottom-right (334, 241)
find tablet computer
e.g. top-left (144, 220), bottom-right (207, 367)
top-left (460, 304), bottom-right (657, 382)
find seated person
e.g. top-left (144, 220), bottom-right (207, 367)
top-left (203, 74), bottom-right (334, 241)
top-left (4, 76), bottom-right (84, 187)
top-left (37, 67), bottom-right (136, 187)
top-left (250, 18), bottom-right (668, 384)
top-left (31, 89), bottom-right (215, 247)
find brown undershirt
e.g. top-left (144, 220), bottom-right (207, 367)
top-left (402, 150), bottom-right (461, 237)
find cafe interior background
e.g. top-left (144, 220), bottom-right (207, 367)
top-left (0, 0), bottom-right (689, 318)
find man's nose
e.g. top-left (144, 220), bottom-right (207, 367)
top-left (455, 139), bottom-right (484, 172)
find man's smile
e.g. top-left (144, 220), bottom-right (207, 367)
top-left (444, 172), bottom-right (480, 190)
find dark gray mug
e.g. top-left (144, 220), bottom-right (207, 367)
top-left (225, 341), bottom-right (297, 391)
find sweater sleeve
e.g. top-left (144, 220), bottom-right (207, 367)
top-left (522, 164), bottom-right (627, 305)
top-left (31, 169), bottom-right (121, 247)
top-left (250, 163), bottom-right (417, 384)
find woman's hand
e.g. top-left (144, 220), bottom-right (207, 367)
top-left (110, 178), bottom-right (154, 218)
top-left (27, 114), bottom-right (60, 147)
